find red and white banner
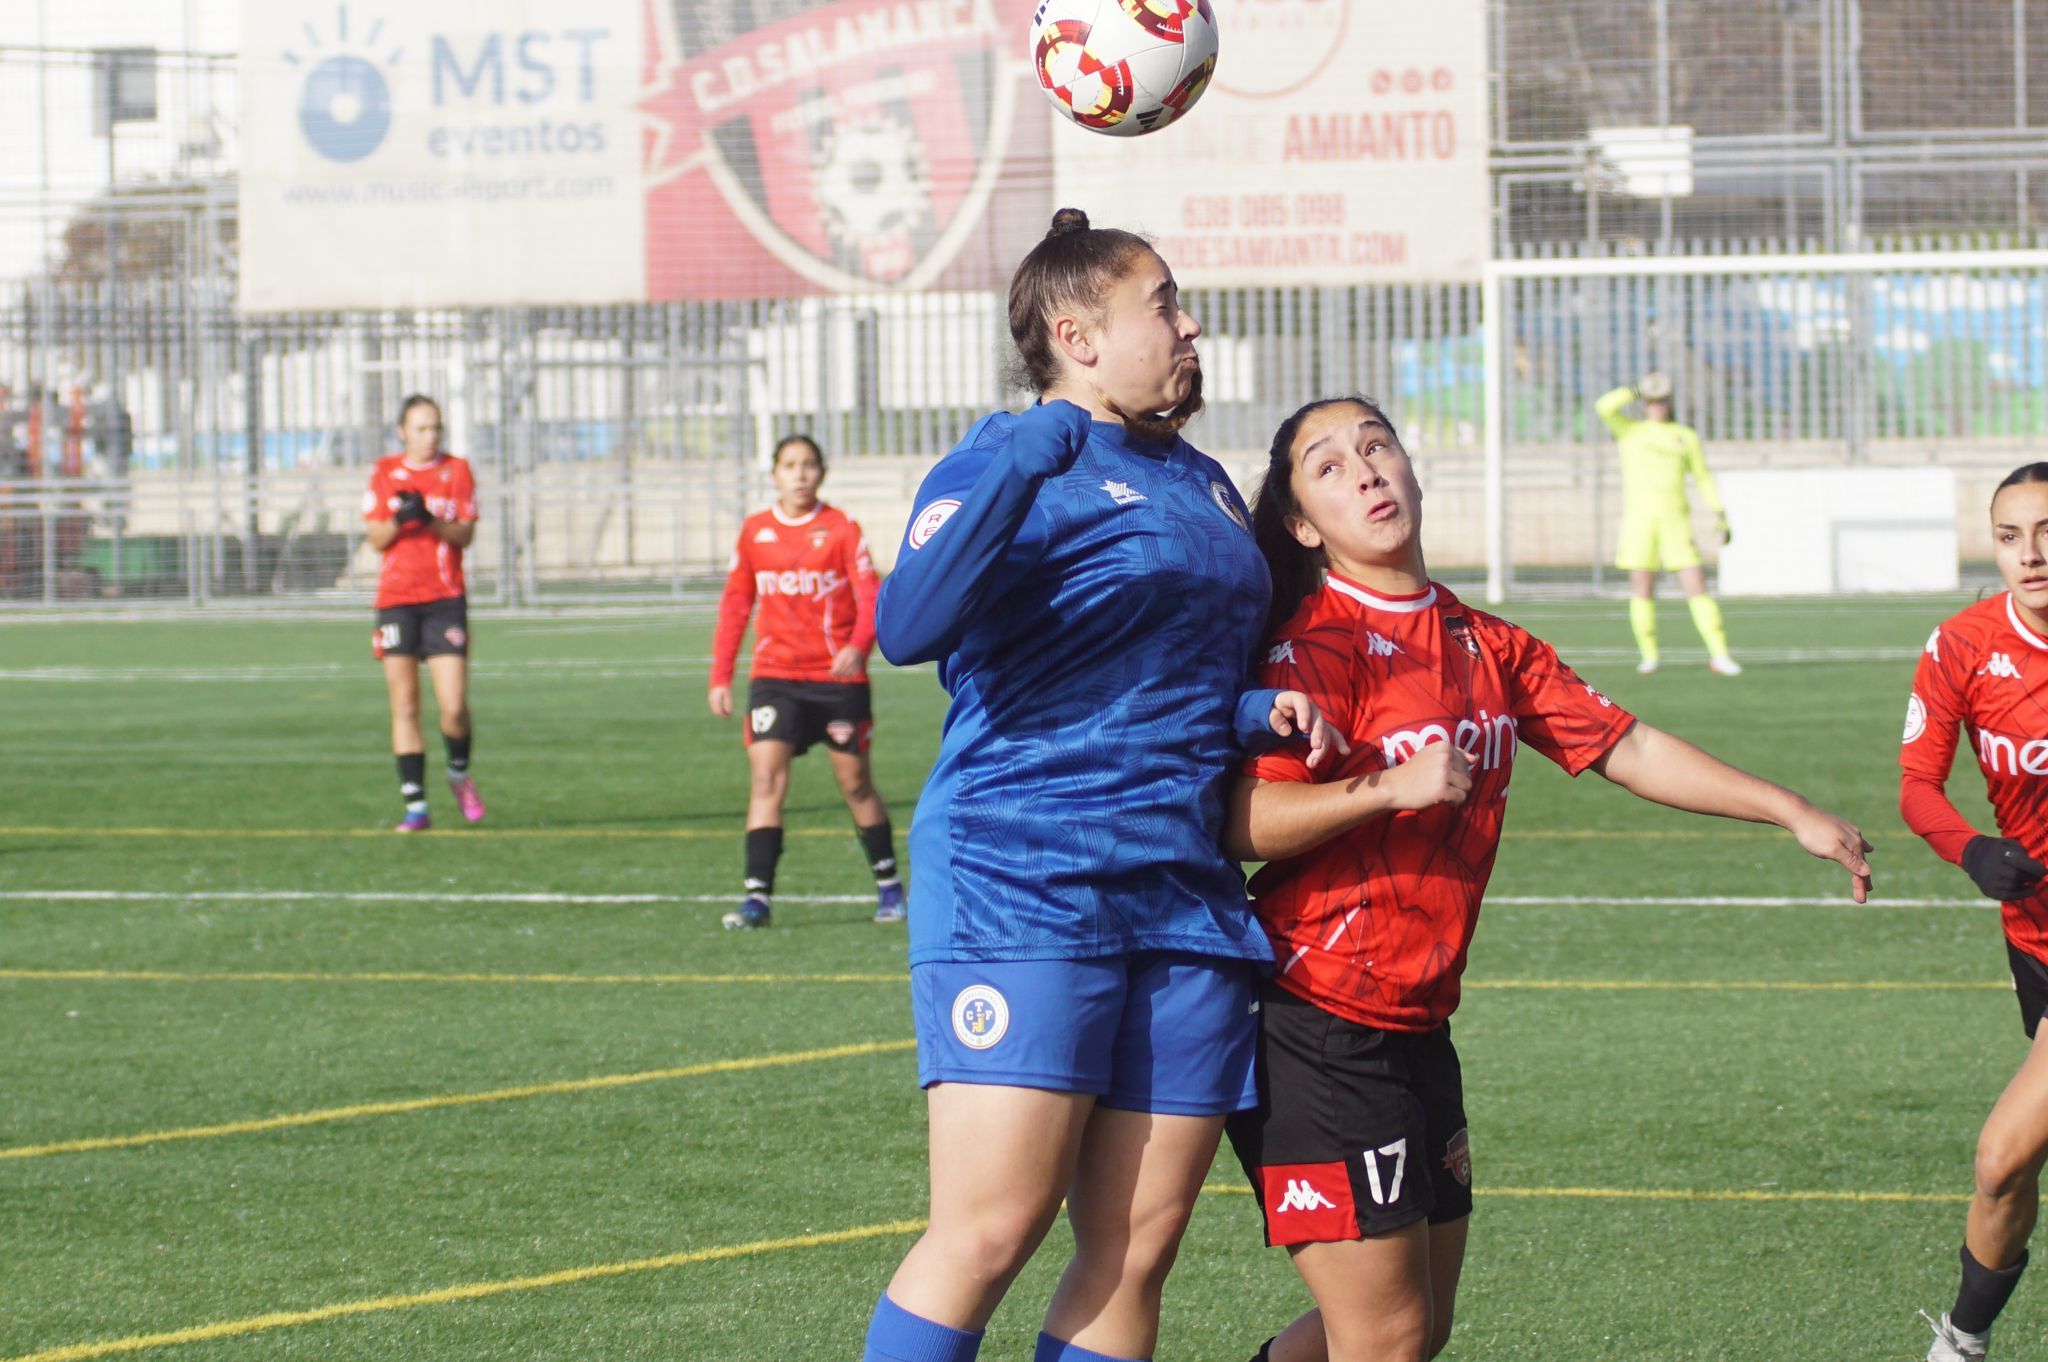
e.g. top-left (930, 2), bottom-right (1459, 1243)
top-left (240, 0), bottom-right (1482, 308)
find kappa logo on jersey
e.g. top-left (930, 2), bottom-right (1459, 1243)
top-left (1981, 652), bottom-right (2024, 680)
top-left (1442, 1127), bottom-right (1472, 1188)
top-left (1926, 628), bottom-right (1942, 661)
top-left (755, 567), bottom-right (846, 599)
top-left (1977, 726), bottom-right (2048, 777)
top-left (753, 526), bottom-right (779, 544)
top-left (1100, 479), bottom-right (1146, 506)
top-left (1257, 1161), bottom-right (1358, 1245)
top-left (908, 499), bottom-right (961, 550)
top-left (950, 984), bottom-right (1009, 1050)
top-left (1365, 631), bottom-right (1401, 658)
top-left (1276, 1180), bottom-right (1339, 1212)
top-left (1903, 691), bottom-right (1928, 744)
top-left (1210, 480), bottom-right (1249, 532)
top-left (1381, 711), bottom-right (1521, 771)
top-left (1267, 640), bottom-right (1298, 665)
top-left (750, 706), bottom-right (778, 735)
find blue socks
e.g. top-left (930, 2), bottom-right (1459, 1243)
top-left (862, 1294), bottom-right (983, 1362)
top-left (1033, 1333), bottom-right (1146, 1362)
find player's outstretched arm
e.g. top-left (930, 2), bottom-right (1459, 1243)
top-left (1594, 385), bottom-right (1638, 438)
top-left (876, 400), bottom-right (1090, 666)
top-left (1592, 721), bottom-right (1874, 902)
top-left (1223, 744), bottom-right (1470, 862)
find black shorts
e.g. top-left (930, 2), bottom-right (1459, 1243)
top-left (1227, 982), bottom-right (1473, 1245)
top-left (373, 597), bottom-right (469, 659)
top-left (745, 678), bottom-right (872, 756)
top-left (2011, 942), bottom-right (2048, 1038)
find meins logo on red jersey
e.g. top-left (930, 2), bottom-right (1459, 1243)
top-left (1976, 727), bottom-right (2048, 777)
top-left (1379, 710), bottom-right (1521, 771)
top-left (755, 566), bottom-right (846, 598)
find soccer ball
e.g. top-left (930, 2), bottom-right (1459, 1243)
top-left (1030, 0), bottom-right (1219, 137)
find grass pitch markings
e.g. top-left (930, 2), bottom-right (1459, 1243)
top-left (0, 1039), bottom-right (915, 1163)
top-left (0, 967), bottom-right (907, 986)
top-left (0, 825), bottom-right (1811, 843)
top-left (0, 889), bottom-right (877, 905)
top-left (0, 967), bottom-right (2003, 993)
top-left (0, 1219), bottom-right (931, 1362)
top-left (1199, 1184), bottom-right (1969, 1206)
top-left (0, 889), bottom-right (1986, 909)
top-left (0, 825), bottom-right (898, 842)
top-left (1, 1179), bottom-right (1972, 1362)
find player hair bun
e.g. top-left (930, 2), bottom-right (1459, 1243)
top-left (1047, 208), bottom-right (1090, 239)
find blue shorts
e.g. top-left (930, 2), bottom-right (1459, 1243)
top-left (910, 952), bottom-right (1260, 1116)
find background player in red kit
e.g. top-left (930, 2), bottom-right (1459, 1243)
top-left (1902, 464), bottom-right (2048, 1362)
top-left (1223, 397), bottom-right (1873, 1362)
top-left (362, 394), bottom-right (482, 833)
top-left (709, 434), bottom-right (901, 929)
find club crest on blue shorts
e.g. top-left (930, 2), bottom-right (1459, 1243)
top-left (950, 984), bottom-right (1009, 1049)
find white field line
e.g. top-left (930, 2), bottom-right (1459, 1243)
top-left (0, 658), bottom-right (932, 683)
top-left (0, 890), bottom-right (1985, 909)
top-left (0, 891), bottom-right (876, 906)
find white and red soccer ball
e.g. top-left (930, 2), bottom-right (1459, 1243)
top-left (1030, 0), bottom-right (1220, 137)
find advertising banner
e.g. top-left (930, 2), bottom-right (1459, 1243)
top-left (241, 0), bottom-right (1486, 307)
top-left (1052, 0), bottom-right (1490, 285)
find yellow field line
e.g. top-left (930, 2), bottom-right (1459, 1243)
top-left (0, 825), bottom-right (854, 841)
top-left (0, 968), bottom-right (906, 986)
top-left (0, 1219), bottom-right (929, 1362)
top-left (3, 1180), bottom-right (1968, 1361)
top-left (0, 969), bottom-right (2005, 992)
top-left (0, 1040), bottom-right (915, 1162)
top-left (0, 824), bottom-right (1776, 842)
top-left (1466, 979), bottom-right (2007, 992)
top-left (1201, 1184), bottom-right (1969, 1205)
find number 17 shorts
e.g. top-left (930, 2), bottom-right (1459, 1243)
top-left (909, 951), bottom-right (1259, 1117)
top-left (1227, 981), bottom-right (1472, 1245)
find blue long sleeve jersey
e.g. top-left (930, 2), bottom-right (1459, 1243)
top-left (877, 408), bottom-right (1281, 967)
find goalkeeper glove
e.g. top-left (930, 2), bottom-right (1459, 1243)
top-left (393, 489), bottom-right (431, 526)
top-left (1715, 514), bottom-right (1731, 546)
top-left (1962, 836), bottom-right (2047, 901)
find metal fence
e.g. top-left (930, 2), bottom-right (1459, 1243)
top-left (8, 245), bottom-right (2048, 605)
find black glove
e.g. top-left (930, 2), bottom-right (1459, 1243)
top-left (392, 489), bottom-right (431, 526)
top-left (1962, 836), bottom-right (2047, 901)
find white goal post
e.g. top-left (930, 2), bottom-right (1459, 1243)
top-left (1479, 248), bottom-right (2048, 603)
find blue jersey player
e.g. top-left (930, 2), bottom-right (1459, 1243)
top-left (857, 209), bottom-right (1342, 1362)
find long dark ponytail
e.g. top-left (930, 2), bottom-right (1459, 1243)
top-left (1251, 396), bottom-right (1399, 639)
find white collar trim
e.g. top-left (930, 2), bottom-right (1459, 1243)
top-left (1325, 576), bottom-right (1438, 613)
top-left (770, 504), bottom-right (821, 527)
top-left (2006, 593), bottom-right (2048, 651)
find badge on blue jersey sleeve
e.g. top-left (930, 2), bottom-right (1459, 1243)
top-left (1210, 481), bottom-right (1250, 533)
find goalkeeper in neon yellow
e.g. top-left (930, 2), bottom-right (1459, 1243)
top-left (1597, 373), bottom-right (1739, 676)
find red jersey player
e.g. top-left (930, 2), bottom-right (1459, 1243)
top-left (708, 435), bottom-right (900, 929)
top-left (1902, 465), bottom-right (2048, 1362)
top-left (361, 394), bottom-right (482, 832)
top-left (1222, 397), bottom-right (1873, 1362)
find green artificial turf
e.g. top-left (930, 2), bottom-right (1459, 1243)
top-left (0, 594), bottom-right (2031, 1360)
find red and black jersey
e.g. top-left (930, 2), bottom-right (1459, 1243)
top-left (711, 503), bottom-right (879, 688)
top-left (1245, 575), bottom-right (1637, 1032)
top-left (362, 453), bottom-right (478, 608)
top-left (1900, 592), bottom-right (2048, 965)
